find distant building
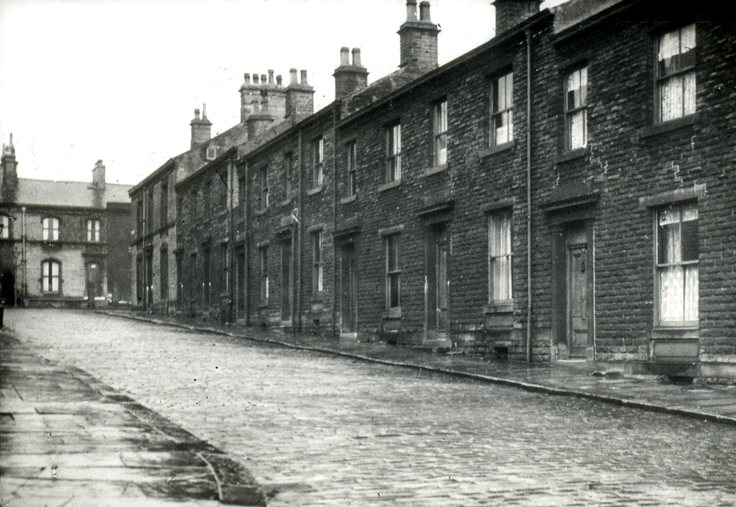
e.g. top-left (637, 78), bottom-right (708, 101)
top-left (0, 136), bottom-right (132, 307)
top-left (132, 0), bottom-right (736, 381)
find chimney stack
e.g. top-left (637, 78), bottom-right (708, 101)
top-left (1, 133), bottom-right (18, 202)
top-left (493, 0), bottom-right (541, 34)
top-left (285, 68), bottom-right (315, 119)
top-left (334, 47), bottom-right (369, 99)
top-left (398, 0), bottom-right (440, 71)
top-left (190, 105), bottom-right (212, 148)
top-left (92, 159), bottom-right (106, 189)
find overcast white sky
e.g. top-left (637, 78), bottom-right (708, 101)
top-left (0, 0), bottom-right (567, 186)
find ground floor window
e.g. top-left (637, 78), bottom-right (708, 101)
top-left (488, 210), bottom-right (513, 303)
top-left (385, 234), bottom-right (401, 309)
top-left (259, 245), bottom-right (269, 302)
top-left (656, 202), bottom-right (698, 326)
top-left (41, 260), bottom-right (60, 293)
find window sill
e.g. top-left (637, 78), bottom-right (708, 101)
top-left (479, 141), bottom-right (515, 158)
top-left (378, 179), bottom-right (401, 192)
top-left (382, 307), bottom-right (402, 320)
top-left (280, 197), bottom-right (293, 207)
top-left (423, 164), bottom-right (447, 177)
top-left (555, 147), bottom-right (587, 164)
top-left (340, 195), bottom-right (357, 204)
top-left (641, 113), bottom-right (698, 139)
top-left (307, 185), bottom-right (324, 196)
top-left (254, 208), bottom-right (268, 216)
top-left (258, 301), bottom-right (269, 309)
top-left (483, 302), bottom-right (513, 314)
top-left (651, 326), bottom-right (699, 339)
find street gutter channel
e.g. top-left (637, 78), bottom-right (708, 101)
top-left (99, 311), bottom-right (736, 428)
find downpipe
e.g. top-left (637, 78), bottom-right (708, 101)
top-left (526, 28), bottom-right (533, 364)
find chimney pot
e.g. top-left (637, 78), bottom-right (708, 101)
top-left (351, 48), bottom-right (362, 67)
top-left (289, 68), bottom-right (298, 84)
top-left (243, 73), bottom-right (251, 85)
top-left (194, 108), bottom-right (201, 120)
top-left (276, 74), bottom-right (283, 86)
top-left (260, 73), bottom-right (267, 84)
top-left (253, 74), bottom-right (259, 84)
top-left (419, 1), bottom-right (431, 21)
top-left (202, 103), bottom-right (207, 119)
top-left (340, 47), bottom-right (350, 66)
top-left (268, 69), bottom-right (274, 84)
top-left (406, 0), bottom-right (418, 21)
top-left (300, 70), bottom-right (308, 85)
top-left (92, 160), bottom-right (106, 188)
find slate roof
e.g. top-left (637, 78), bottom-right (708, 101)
top-left (14, 178), bottom-right (131, 208)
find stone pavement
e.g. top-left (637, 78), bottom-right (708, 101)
top-left (103, 310), bottom-right (736, 427)
top-left (0, 331), bottom-right (266, 507)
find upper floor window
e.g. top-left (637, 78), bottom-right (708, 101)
top-left (206, 144), bottom-right (219, 161)
top-left (238, 172), bottom-right (246, 219)
top-left (385, 121), bottom-right (402, 183)
top-left (491, 71), bottom-right (514, 146)
top-left (312, 230), bottom-right (323, 295)
top-left (565, 65), bottom-right (588, 150)
top-left (41, 259), bottom-right (61, 293)
top-left (433, 98), bottom-right (448, 166)
top-left (203, 181), bottom-right (211, 216)
top-left (42, 217), bottom-right (59, 241)
top-left (217, 169), bottom-right (227, 209)
top-left (283, 152), bottom-right (293, 201)
top-left (87, 219), bottom-right (101, 242)
top-left (311, 136), bottom-right (324, 188)
top-left (0, 215), bottom-right (9, 239)
top-left (346, 141), bottom-right (357, 197)
top-left (488, 210), bottom-right (513, 303)
top-left (656, 202), bottom-right (698, 326)
top-left (657, 24), bottom-right (696, 123)
top-left (136, 201), bottom-right (143, 238)
top-left (146, 189), bottom-right (154, 233)
top-left (385, 233), bottom-right (401, 309)
top-left (259, 166), bottom-right (269, 209)
top-left (160, 180), bottom-right (168, 227)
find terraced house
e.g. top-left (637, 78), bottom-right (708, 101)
top-left (1, 138), bottom-right (131, 307)
top-left (132, 0), bottom-right (736, 381)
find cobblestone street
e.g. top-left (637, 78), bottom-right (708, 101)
top-left (5, 309), bottom-right (736, 506)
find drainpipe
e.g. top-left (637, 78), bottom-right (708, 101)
top-left (296, 128), bottom-right (303, 332)
top-left (228, 158), bottom-right (234, 323)
top-left (244, 161), bottom-right (251, 326)
top-left (525, 28), bottom-right (533, 364)
top-left (21, 206), bottom-right (27, 303)
top-left (331, 103), bottom-right (339, 339)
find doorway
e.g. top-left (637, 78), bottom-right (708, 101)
top-left (0, 270), bottom-right (16, 306)
top-left (280, 239), bottom-right (293, 324)
top-left (340, 243), bottom-right (357, 334)
top-left (426, 225), bottom-right (449, 341)
top-left (86, 262), bottom-right (103, 308)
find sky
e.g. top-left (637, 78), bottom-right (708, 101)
top-left (0, 0), bottom-right (568, 187)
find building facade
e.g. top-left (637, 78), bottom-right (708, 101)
top-left (0, 139), bottom-right (132, 307)
top-left (134, 0), bottom-right (736, 381)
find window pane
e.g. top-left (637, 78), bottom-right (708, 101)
top-left (681, 24), bottom-right (696, 52)
top-left (658, 222), bottom-right (679, 264)
top-left (659, 266), bottom-right (684, 322)
top-left (51, 262), bottom-right (59, 276)
top-left (658, 30), bottom-right (681, 63)
top-left (494, 112), bottom-right (509, 145)
top-left (389, 274), bottom-right (400, 308)
top-left (681, 219), bottom-right (698, 261)
top-left (569, 110), bottom-right (586, 149)
top-left (492, 257), bottom-right (512, 301)
top-left (684, 265), bottom-right (699, 321)
top-left (436, 134), bottom-right (447, 165)
top-left (684, 71), bottom-right (696, 116)
top-left (660, 76), bottom-right (683, 122)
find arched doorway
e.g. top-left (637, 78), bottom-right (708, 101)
top-left (85, 262), bottom-right (103, 308)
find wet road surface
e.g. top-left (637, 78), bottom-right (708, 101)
top-left (6, 309), bottom-right (736, 506)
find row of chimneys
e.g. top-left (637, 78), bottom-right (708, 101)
top-left (190, 0), bottom-right (542, 147)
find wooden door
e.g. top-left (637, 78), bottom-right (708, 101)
top-left (340, 244), bottom-right (357, 333)
top-left (566, 227), bottom-right (588, 357)
top-left (281, 239), bottom-right (292, 322)
top-left (426, 225), bottom-right (449, 337)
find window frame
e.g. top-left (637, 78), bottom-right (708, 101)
top-left (259, 245), bottom-right (269, 302)
top-left (86, 218), bottom-right (101, 243)
top-left (146, 188), bottom-right (154, 234)
top-left (564, 64), bottom-right (589, 151)
top-left (488, 209), bottom-right (513, 305)
top-left (258, 165), bottom-right (269, 209)
top-left (160, 180), bottom-right (168, 228)
top-left (0, 214), bottom-right (11, 239)
top-left (283, 152), bottom-right (293, 201)
top-left (346, 141), bottom-right (357, 197)
top-left (41, 259), bottom-right (61, 294)
top-left (433, 98), bottom-right (448, 166)
top-left (385, 121), bottom-right (402, 183)
top-left (160, 246), bottom-right (169, 300)
top-left (385, 233), bottom-right (401, 310)
top-left (42, 217), bottom-right (60, 242)
top-left (490, 70), bottom-right (514, 147)
top-left (654, 201), bottom-right (699, 328)
top-left (311, 136), bottom-right (324, 188)
top-left (655, 23), bottom-right (697, 124)
top-left (312, 230), bottom-right (323, 296)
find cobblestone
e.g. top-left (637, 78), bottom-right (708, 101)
top-left (6, 309), bottom-right (736, 506)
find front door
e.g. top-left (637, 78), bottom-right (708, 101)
top-left (280, 239), bottom-right (293, 323)
top-left (86, 262), bottom-right (102, 308)
top-left (426, 225), bottom-right (449, 339)
top-left (340, 243), bottom-right (357, 333)
top-left (566, 227), bottom-right (589, 358)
